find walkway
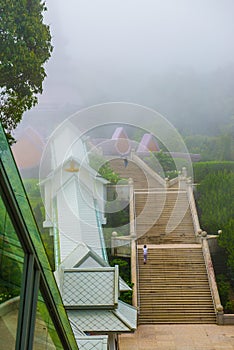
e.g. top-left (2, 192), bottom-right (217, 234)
top-left (119, 324), bottom-right (234, 350)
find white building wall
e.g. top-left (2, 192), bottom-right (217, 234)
top-left (57, 179), bottom-right (81, 261)
top-left (51, 123), bottom-right (87, 169)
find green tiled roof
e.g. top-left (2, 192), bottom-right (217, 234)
top-left (68, 309), bottom-right (135, 332)
top-left (119, 278), bottom-right (132, 291)
top-left (62, 267), bottom-right (118, 308)
top-left (115, 300), bottom-right (137, 330)
top-left (59, 242), bottom-right (132, 292)
top-left (76, 336), bottom-right (108, 350)
top-left (61, 242), bottom-right (108, 269)
top-left (71, 324), bottom-right (108, 350)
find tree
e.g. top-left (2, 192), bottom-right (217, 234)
top-left (0, 0), bottom-right (53, 141)
top-left (89, 153), bottom-right (121, 184)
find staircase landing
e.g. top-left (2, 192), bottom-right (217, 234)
top-left (119, 324), bottom-right (234, 350)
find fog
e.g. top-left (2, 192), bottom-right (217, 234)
top-left (20, 0), bottom-right (234, 135)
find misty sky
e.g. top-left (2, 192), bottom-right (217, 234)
top-left (21, 0), bottom-right (234, 134)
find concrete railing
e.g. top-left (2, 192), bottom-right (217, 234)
top-left (129, 178), bottom-right (138, 309)
top-left (131, 239), bottom-right (138, 309)
top-left (202, 238), bottom-right (224, 324)
top-left (0, 296), bottom-right (20, 317)
top-left (187, 183), bottom-right (201, 238)
top-left (168, 176), bottom-right (179, 187)
top-left (111, 235), bottom-right (131, 257)
top-left (132, 153), bottom-right (166, 187)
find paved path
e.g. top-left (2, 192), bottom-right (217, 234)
top-left (119, 324), bottom-right (234, 350)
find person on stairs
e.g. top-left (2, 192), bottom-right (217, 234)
top-left (143, 244), bottom-right (148, 264)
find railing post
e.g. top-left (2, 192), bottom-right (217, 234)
top-left (111, 231), bottom-right (118, 256)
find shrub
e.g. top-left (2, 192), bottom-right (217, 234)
top-left (109, 257), bottom-right (133, 305)
top-left (225, 301), bottom-right (234, 313)
top-left (193, 161), bottom-right (234, 183)
top-left (216, 274), bottom-right (230, 307)
top-left (89, 153), bottom-right (120, 184)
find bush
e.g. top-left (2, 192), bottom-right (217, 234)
top-left (216, 274), bottom-right (230, 306)
top-left (184, 133), bottom-right (234, 161)
top-left (105, 202), bottom-right (129, 229)
top-left (109, 257), bottom-right (133, 305)
top-left (142, 151), bottom-right (176, 178)
top-left (110, 258), bottom-right (130, 283)
top-left (195, 170), bottom-right (233, 234)
top-left (89, 153), bottom-right (120, 184)
top-left (193, 161), bottom-right (234, 183)
top-left (219, 219), bottom-right (234, 278)
top-left (119, 284), bottom-right (134, 305)
top-left (0, 287), bottom-right (19, 304)
top-left (225, 301), bottom-right (234, 313)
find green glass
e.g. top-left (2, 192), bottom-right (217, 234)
top-left (0, 196), bottom-right (23, 349)
top-left (0, 124), bottom-right (78, 349)
top-left (33, 291), bottom-right (63, 350)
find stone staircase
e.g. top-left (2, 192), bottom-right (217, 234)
top-left (107, 155), bottom-right (216, 325)
top-left (108, 158), bottom-right (163, 189)
top-left (137, 245), bottom-right (216, 324)
top-left (136, 190), bottom-right (196, 244)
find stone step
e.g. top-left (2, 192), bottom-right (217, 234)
top-left (138, 316), bottom-right (216, 324)
top-left (139, 274), bottom-right (208, 277)
top-left (138, 257), bottom-right (205, 262)
top-left (139, 263), bottom-right (205, 267)
top-left (140, 304), bottom-right (214, 310)
top-left (139, 310), bottom-right (215, 315)
top-left (139, 258), bottom-right (205, 261)
top-left (140, 308), bottom-right (215, 314)
top-left (137, 245), bottom-right (215, 324)
top-left (139, 266), bottom-right (206, 270)
top-left (140, 298), bottom-right (213, 304)
top-left (139, 290), bottom-right (212, 295)
top-left (139, 282), bottom-right (210, 286)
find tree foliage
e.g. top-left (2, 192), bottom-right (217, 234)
top-left (193, 161), bottom-right (234, 183)
top-left (89, 153), bottom-right (120, 184)
top-left (194, 162), bottom-right (234, 306)
top-left (143, 151), bottom-right (178, 178)
top-left (196, 170), bottom-right (233, 234)
top-left (23, 178), bottom-right (54, 269)
top-left (184, 131), bottom-right (234, 161)
top-left (219, 219), bottom-right (234, 278)
top-left (109, 257), bottom-right (133, 305)
top-left (0, 0), bottom-right (53, 140)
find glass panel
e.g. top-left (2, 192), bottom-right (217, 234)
top-left (0, 124), bottom-right (78, 350)
top-left (33, 292), bottom-right (63, 350)
top-left (0, 196), bottom-right (24, 349)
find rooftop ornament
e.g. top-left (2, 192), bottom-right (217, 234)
top-left (64, 159), bottom-right (79, 173)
